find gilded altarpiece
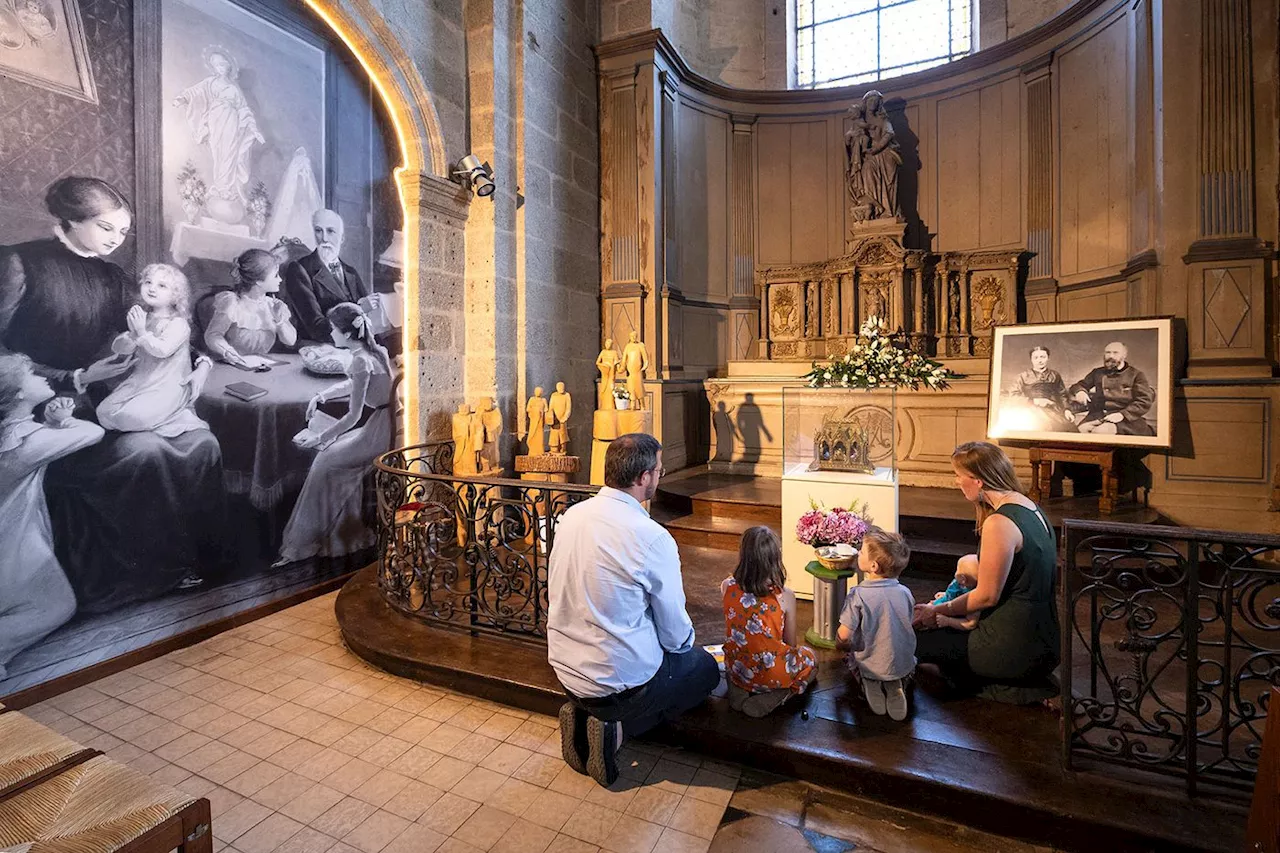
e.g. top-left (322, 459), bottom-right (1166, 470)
top-left (758, 236), bottom-right (1030, 362)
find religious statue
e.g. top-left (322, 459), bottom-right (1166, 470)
top-left (621, 332), bottom-right (649, 411)
top-left (548, 382), bottom-right (572, 454)
top-left (468, 403), bottom-right (487, 474)
top-left (173, 47), bottom-right (265, 225)
top-left (844, 90), bottom-right (901, 223)
top-left (452, 403), bottom-right (477, 475)
top-left (524, 387), bottom-right (548, 456)
top-left (595, 339), bottom-right (621, 410)
top-left (479, 397), bottom-right (503, 473)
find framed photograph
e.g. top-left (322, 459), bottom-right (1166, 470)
top-left (0, 0), bottom-right (98, 103)
top-left (986, 317), bottom-right (1174, 449)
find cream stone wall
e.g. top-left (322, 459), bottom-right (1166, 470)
top-left (315, 0), bottom-right (599, 470)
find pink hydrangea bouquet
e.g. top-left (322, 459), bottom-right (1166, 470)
top-left (795, 499), bottom-right (871, 548)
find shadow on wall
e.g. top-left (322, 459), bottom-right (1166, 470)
top-left (736, 392), bottom-right (771, 465)
top-left (887, 98), bottom-right (926, 251)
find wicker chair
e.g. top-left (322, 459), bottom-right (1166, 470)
top-left (0, 712), bottom-right (97, 800)
top-left (0, 754), bottom-right (211, 853)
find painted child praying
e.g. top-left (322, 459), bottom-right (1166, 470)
top-left (96, 264), bottom-right (211, 437)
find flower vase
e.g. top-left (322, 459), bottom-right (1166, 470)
top-left (181, 199), bottom-right (201, 224)
top-left (615, 397), bottom-right (631, 411)
top-left (250, 211), bottom-right (267, 239)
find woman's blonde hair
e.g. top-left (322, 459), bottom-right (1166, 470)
top-left (952, 440), bottom-right (1023, 532)
top-left (138, 263), bottom-right (191, 317)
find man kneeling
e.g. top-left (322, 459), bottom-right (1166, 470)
top-left (548, 434), bottom-right (719, 785)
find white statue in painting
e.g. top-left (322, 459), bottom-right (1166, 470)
top-left (173, 47), bottom-right (265, 225)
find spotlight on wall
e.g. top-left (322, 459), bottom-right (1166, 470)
top-left (453, 154), bottom-right (495, 198)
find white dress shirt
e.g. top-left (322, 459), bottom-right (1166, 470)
top-left (547, 487), bottom-right (695, 698)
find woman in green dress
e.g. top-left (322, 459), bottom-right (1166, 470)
top-left (914, 441), bottom-right (1060, 703)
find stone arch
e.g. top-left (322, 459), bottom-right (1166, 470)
top-left (303, 0), bottom-right (470, 443)
top-left (302, 0), bottom-right (448, 178)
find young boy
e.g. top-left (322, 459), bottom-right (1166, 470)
top-left (837, 527), bottom-right (915, 721)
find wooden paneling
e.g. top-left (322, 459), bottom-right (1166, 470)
top-left (1057, 15), bottom-right (1130, 277)
top-left (677, 103), bottom-right (729, 299)
top-left (1167, 399), bottom-right (1269, 482)
top-left (756, 121), bottom-right (792, 264)
top-left (790, 120), bottom-right (830, 263)
top-left (1058, 282), bottom-right (1128, 320)
top-left (683, 306), bottom-right (728, 369)
top-left (935, 78), bottom-right (1022, 252)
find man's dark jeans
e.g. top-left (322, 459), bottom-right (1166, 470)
top-left (566, 647), bottom-right (720, 737)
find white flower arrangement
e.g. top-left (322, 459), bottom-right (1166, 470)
top-left (802, 316), bottom-right (958, 391)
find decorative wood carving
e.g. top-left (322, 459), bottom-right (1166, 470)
top-left (1026, 73), bottom-right (1053, 281)
top-left (970, 275), bottom-right (1009, 357)
top-left (1198, 0), bottom-right (1253, 239)
top-left (770, 285), bottom-right (800, 337)
top-left (730, 116), bottom-right (756, 298)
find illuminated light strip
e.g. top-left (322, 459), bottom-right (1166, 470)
top-left (302, 0), bottom-right (421, 445)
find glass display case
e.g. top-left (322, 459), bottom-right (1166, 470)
top-left (781, 386), bottom-right (897, 478)
top-left (780, 387), bottom-right (899, 600)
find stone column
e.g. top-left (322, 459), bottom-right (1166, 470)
top-left (1182, 0), bottom-right (1274, 377)
top-left (729, 114), bottom-right (760, 362)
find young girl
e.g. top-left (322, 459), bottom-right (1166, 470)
top-left (96, 264), bottom-right (210, 437)
top-left (721, 526), bottom-right (817, 718)
top-left (838, 527), bottom-right (915, 720)
top-left (204, 248), bottom-right (297, 369)
top-left (277, 302), bottom-right (392, 565)
top-left (0, 355), bottom-right (104, 677)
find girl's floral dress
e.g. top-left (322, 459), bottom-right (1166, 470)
top-left (722, 578), bottom-right (817, 694)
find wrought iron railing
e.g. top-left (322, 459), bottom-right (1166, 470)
top-left (1061, 519), bottom-right (1280, 795)
top-left (374, 442), bottom-right (598, 640)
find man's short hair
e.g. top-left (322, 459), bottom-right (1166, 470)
top-left (604, 433), bottom-right (662, 489)
top-left (1105, 340), bottom-right (1128, 356)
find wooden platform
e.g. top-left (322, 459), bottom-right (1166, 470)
top-left (337, 567), bottom-right (1246, 853)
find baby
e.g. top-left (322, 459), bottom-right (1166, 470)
top-left (931, 554), bottom-right (980, 631)
top-left (97, 264), bottom-right (211, 437)
top-left (837, 527), bottom-right (916, 721)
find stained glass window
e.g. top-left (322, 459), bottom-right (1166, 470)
top-left (796, 0), bottom-right (972, 88)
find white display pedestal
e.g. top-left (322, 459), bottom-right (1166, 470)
top-left (781, 464), bottom-right (899, 600)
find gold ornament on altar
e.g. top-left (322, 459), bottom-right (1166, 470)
top-left (810, 412), bottom-right (875, 474)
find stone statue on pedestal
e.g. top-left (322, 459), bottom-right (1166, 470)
top-left (468, 403), bottom-right (487, 474)
top-left (845, 90), bottom-right (901, 224)
top-left (524, 387), bottom-right (548, 456)
top-left (621, 332), bottom-right (649, 411)
top-left (548, 382), bottom-right (572, 454)
top-left (595, 339), bottom-right (620, 410)
top-left (452, 403), bottom-right (476, 475)
top-left (479, 398), bottom-right (503, 473)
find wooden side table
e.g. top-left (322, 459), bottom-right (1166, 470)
top-left (803, 560), bottom-right (857, 649)
top-left (1027, 445), bottom-right (1118, 514)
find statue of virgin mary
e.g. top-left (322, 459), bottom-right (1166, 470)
top-left (173, 47), bottom-right (265, 224)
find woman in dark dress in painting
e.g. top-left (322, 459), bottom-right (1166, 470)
top-left (1005, 346), bottom-right (1076, 433)
top-left (0, 178), bottom-right (227, 614)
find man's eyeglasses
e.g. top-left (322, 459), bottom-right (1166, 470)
top-left (649, 467), bottom-right (666, 479)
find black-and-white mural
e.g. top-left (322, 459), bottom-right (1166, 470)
top-left (0, 0), bottom-right (401, 695)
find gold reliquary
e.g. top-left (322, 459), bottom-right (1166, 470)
top-left (810, 413), bottom-right (875, 474)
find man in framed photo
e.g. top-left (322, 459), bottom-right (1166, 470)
top-left (1068, 341), bottom-right (1155, 436)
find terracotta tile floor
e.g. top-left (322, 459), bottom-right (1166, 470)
top-left (20, 593), bottom-right (728, 853)
top-left (20, 592), bottom-right (1051, 853)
